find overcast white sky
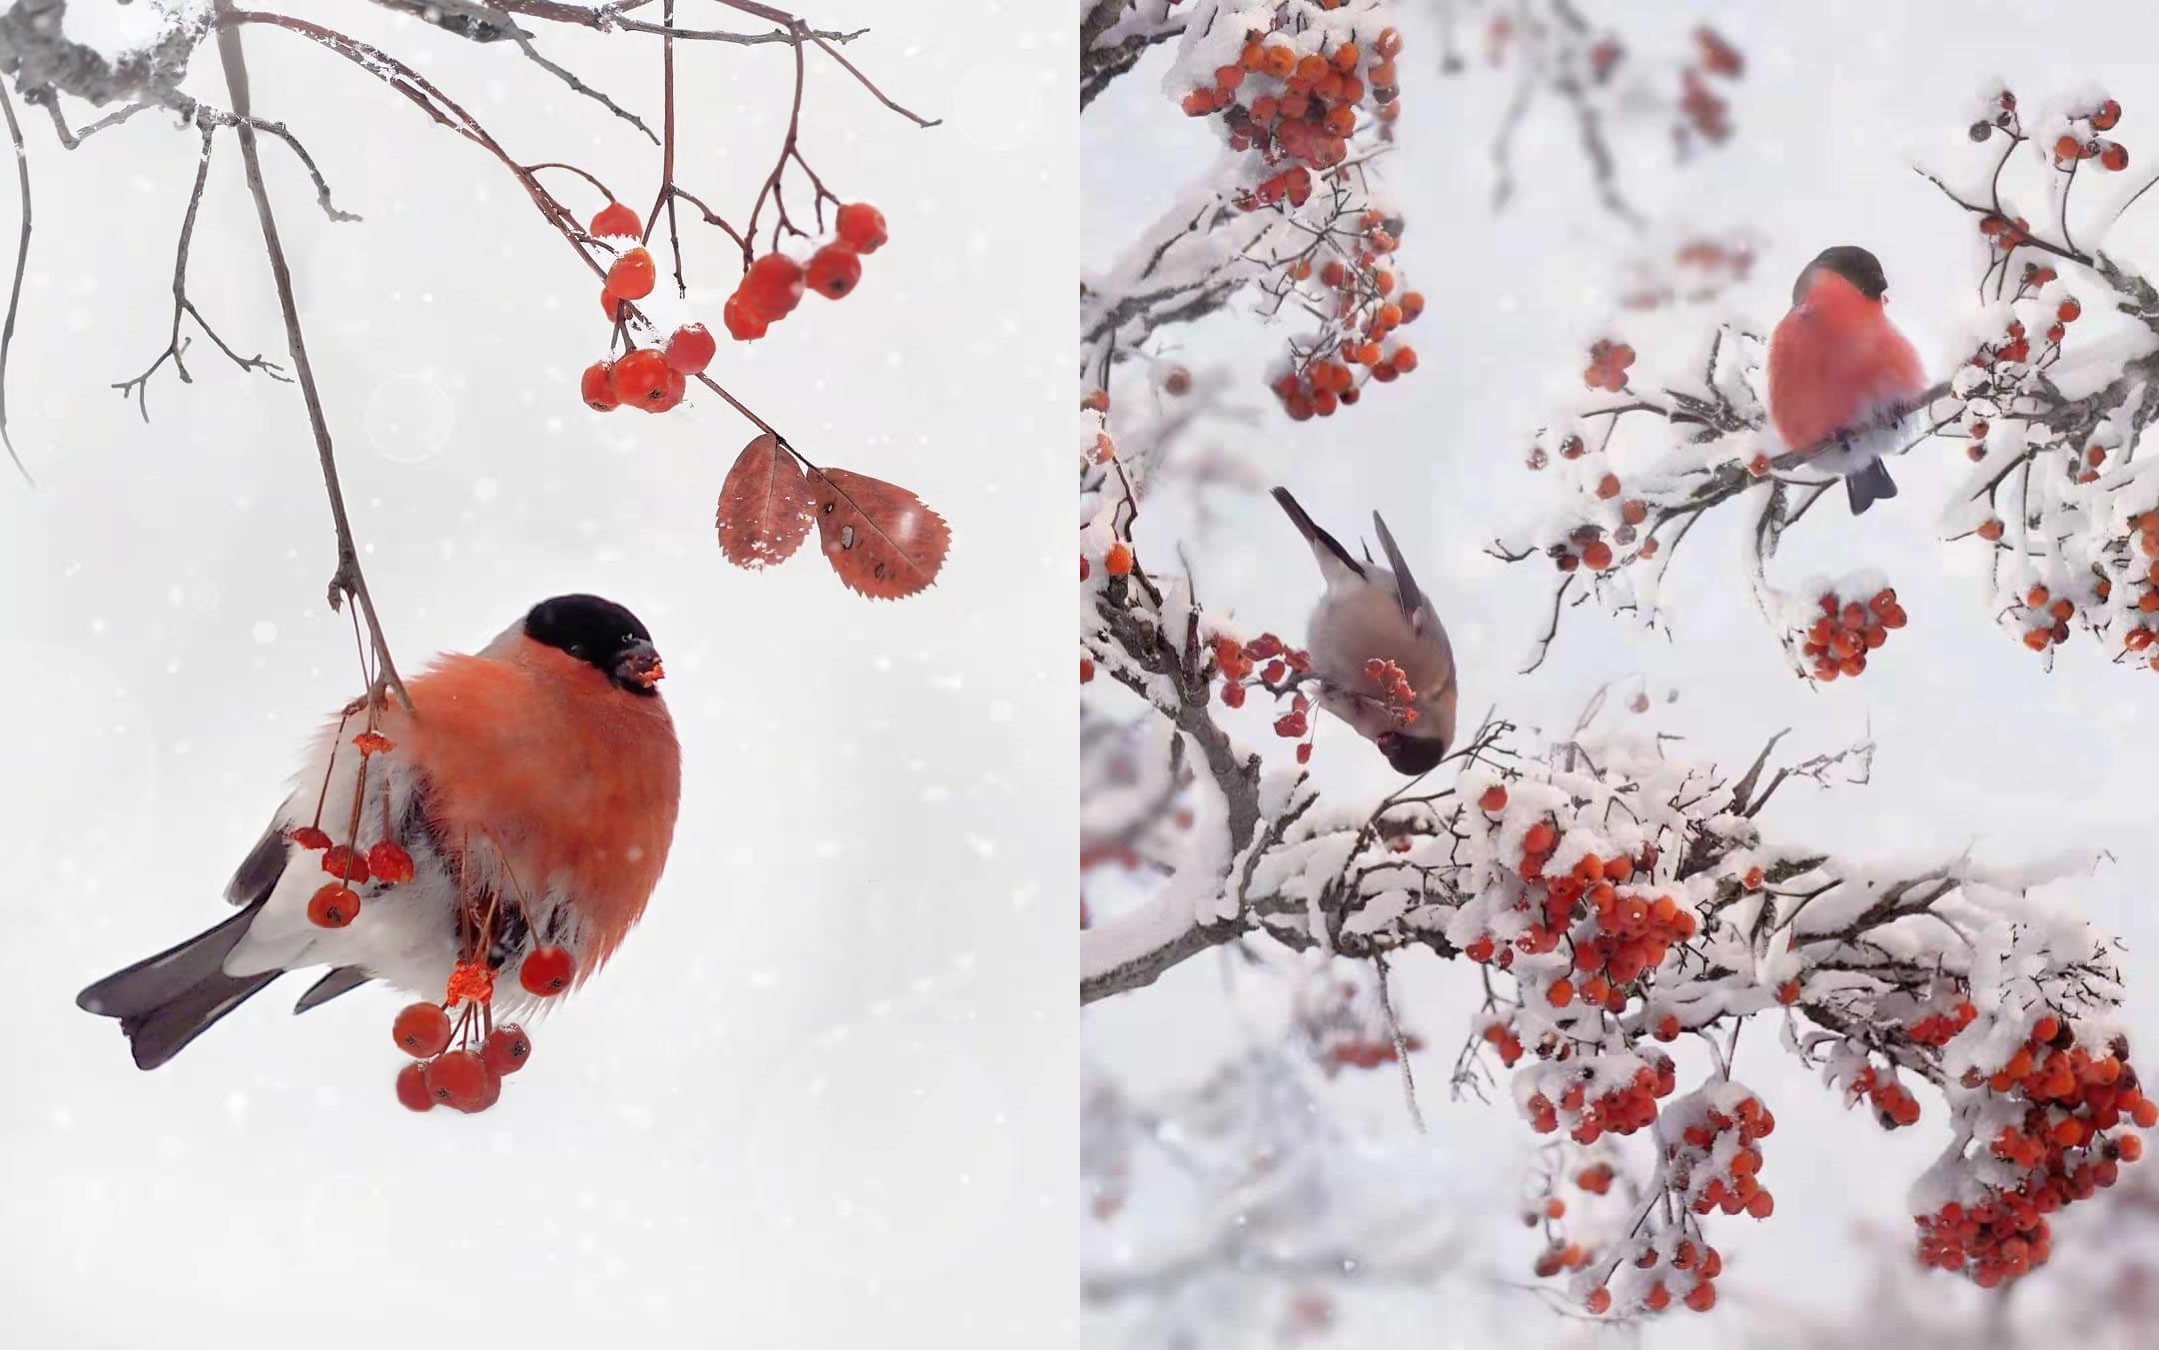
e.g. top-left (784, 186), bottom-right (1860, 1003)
top-left (0, 2), bottom-right (1073, 1346)
top-left (1083, 3), bottom-right (2159, 1346)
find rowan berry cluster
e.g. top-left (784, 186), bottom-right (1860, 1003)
top-left (721, 203), bottom-right (887, 342)
top-left (291, 727), bottom-right (414, 931)
top-left (1670, 1084), bottom-right (1778, 1222)
top-left (1583, 338), bottom-right (1635, 393)
top-left (1266, 250), bottom-right (1424, 421)
top-left (1617, 235), bottom-right (1757, 312)
top-left (1184, 23), bottom-right (1405, 171)
top-left (1539, 481), bottom-right (1653, 574)
top-left (1797, 580), bottom-right (1905, 682)
top-left (1918, 1014), bottom-right (2157, 1286)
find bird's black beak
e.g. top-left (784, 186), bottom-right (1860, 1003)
top-left (612, 639), bottom-right (665, 691)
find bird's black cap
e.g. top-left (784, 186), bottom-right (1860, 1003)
top-left (1795, 245), bottom-right (1888, 304)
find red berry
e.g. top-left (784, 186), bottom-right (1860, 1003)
top-left (637, 366), bottom-right (687, 415)
top-left (2102, 142), bottom-right (2130, 172)
top-left (321, 844), bottom-right (369, 884)
top-left (392, 1001), bottom-right (452, 1059)
top-left (805, 244), bottom-right (863, 299)
top-left (610, 349), bottom-right (673, 408)
top-left (482, 1025), bottom-right (533, 1077)
top-left (574, 356), bottom-right (617, 408)
top-left (519, 944), bottom-right (576, 997)
top-left (606, 247), bottom-right (657, 301)
top-left (2093, 98), bottom-right (2122, 131)
top-left (835, 202), bottom-right (887, 254)
top-left (307, 883), bottom-right (359, 928)
top-left (395, 1061), bottom-right (434, 1112)
top-left (663, 323), bottom-right (716, 375)
top-left (288, 825), bottom-right (331, 851)
top-left (601, 287), bottom-right (623, 320)
top-left (741, 254), bottom-right (805, 319)
top-left (2060, 297), bottom-right (2083, 322)
top-left (424, 1049), bottom-right (489, 1109)
top-left (588, 201), bottom-right (640, 238)
top-left (722, 292), bottom-right (768, 341)
top-left (1478, 784), bottom-right (1507, 812)
top-left (367, 841), bottom-right (414, 885)
top-left (465, 1061), bottom-right (504, 1113)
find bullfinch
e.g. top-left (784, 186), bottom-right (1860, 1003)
top-left (1272, 487), bottom-right (1458, 775)
top-left (1765, 244), bottom-right (1931, 515)
top-left (77, 593), bottom-right (682, 1071)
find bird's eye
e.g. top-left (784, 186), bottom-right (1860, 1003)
top-left (568, 643), bottom-right (587, 658)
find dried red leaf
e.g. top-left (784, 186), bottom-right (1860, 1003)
top-left (715, 432), bottom-right (816, 569)
top-left (805, 466), bottom-right (950, 599)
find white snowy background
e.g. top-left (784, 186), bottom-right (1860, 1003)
top-left (1083, 1), bottom-right (2159, 1346)
top-left (0, 2), bottom-right (1073, 1347)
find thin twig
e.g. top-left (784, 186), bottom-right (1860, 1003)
top-left (0, 81), bottom-right (30, 483)
top-left (216, 4), bottom-right (411, 709)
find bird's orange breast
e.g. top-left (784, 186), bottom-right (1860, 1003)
top-left (385, 650), bottom-right (682, 959)
top-left (1768, 298), bottom-right (1927, 452)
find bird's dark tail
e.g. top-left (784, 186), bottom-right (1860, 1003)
top-left (1272, 486), bottom-right (1364, 578)
top-left (76, 899), bottom-right (280, 1071)
top-left (1846, 458), bottom-right (1898, 515)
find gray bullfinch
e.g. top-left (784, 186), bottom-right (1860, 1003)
top-left (1272, 487), bottom-right (1457, 775)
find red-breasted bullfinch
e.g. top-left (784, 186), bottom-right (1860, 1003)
top-left (1273, 487), bottom-right (1457, 775)
top-left (1766, 244), bottom-right (1932, 515)
top-left (77, 594), bottom-right (682, 1070)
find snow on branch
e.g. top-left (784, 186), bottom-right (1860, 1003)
top-left (1082, 488), bottom-right (2152, 1310)
top-left (1494, 83), bottom-right (2159, 680)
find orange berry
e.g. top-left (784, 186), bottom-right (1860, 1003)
top-left (742, 253), bottom-right (806, 319)
top-left (1584, 1288), bottom-right (1610, 1315)
top-left (1582, 540), bottom-right (1614, 571)
top-left (1978, 518), bottom-right (2005, 541)
top-left (805, 243), bottom-right (863, 299)
top-left (580, 359), bottom-right (619, 411)
top-left (606, 247), bottom-right (656, 301)
top-left (2103, 142), bottom-right (2130, 172)
top-left (1596, 474), bottom-right (1621, 500)
top-left (588, 201), bottom-right (640, 238)
top-left (1391, 346), bottom-right (1418, 374)
top-left (835, 201), bottom-right (888, 253)
top-left (1547, 978), bottom-right (1575, 1008)
top-left (1105, 541), bottom-right (1134, 577)
top-left (2060, 297), bottom-right (2083, 322)
top-left (308, 883), bottom-right (360, 929)
top-left (1479, 784), bottom-right (1508, 812)
top-left (610, 348), bottom-right (673, 408)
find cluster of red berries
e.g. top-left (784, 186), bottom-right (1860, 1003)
top-left (1362, 657), bottom-right (1417, 724)
top-left (581, 315), bottom-right (713, 415)
top-left (1850, 1062), bottom-right (1926, 1130)
top-left (1674, 1091), bottom-right (1778, 1220)
top-left (1918, 1016), bottom-right (2156, 1285)
top-left (1624, 1238), bottom-right (1726, 1314)
top-left (1555, 871), bottom-right (1699, 1012)
top-left (1910, 996), bottom-right (1981, 1049)
top-left (1619, 236), bottom-right (1757, 312)
top-left (1549, 498), bottom-right (1654, 574)
top-left (1187, 25), bottom-right (1404, 170)
top-left (2120, 513), bottom-right (2159, 668)
top-left (1675, 27), bottom-right (1742, 144)
top-left (292, 729), bottom-right (414, 929)
top-left (1800, 584), bottom-right (1905, 681)
top-left (2051, 97), bottom-right (2128, 171)
top-left (1210, 632), bottom-right (1317, 761)
top-left (1582, 338), bottom-right (1636, 393)
top-left (2016, 579), bottom-right (2085, 654)
top-left (721, 203), bottom-right (885, 341)
top-left (1324, 1032), bottom-right (1423, 1073)
top-left (1525, 1055), bottom-right (1678, 1146)
top-left (1269, 255), bottom-right (1424, 421)
top-left (390, 946), bottom-right (575, 1115)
